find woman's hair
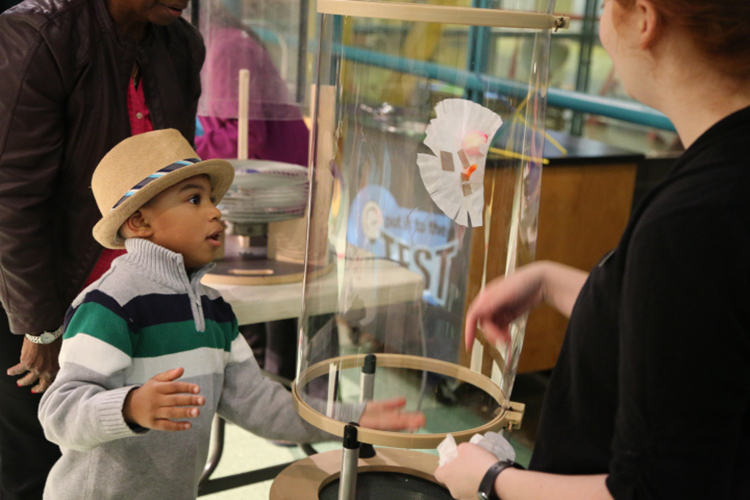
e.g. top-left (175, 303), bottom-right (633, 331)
top-left (615, 0), bottom-right (750, 78)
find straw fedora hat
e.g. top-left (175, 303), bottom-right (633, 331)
top-left (92, 129), bottom-right (235, 249)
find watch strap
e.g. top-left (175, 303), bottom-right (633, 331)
top-left (477, 460), bottom-right (525, 500)
top-left (24, 326), bottom-right (64, 345)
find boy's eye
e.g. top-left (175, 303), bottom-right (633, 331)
top-left (189, 194), bottom-right (201, 204)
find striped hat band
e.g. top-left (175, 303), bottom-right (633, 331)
top-left (110, 158), bottom-right (201, 211)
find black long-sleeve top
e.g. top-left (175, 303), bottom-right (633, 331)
top-left (530, 107), bottom-right (750, 500)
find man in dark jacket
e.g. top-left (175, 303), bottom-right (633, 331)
top-left (0, 0), bottom-right (204, 496)
top-left (0, 0), bottom-right (21, 14)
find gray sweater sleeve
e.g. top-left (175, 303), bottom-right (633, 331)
top-left (216, 335), bottom-right (364, 443)
top-left (39, 356), bottom-right (145, 451)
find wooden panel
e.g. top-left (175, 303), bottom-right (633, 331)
top-left (462, 164), bottom-right (517, 368)
top-left (518, 162), bottom-right (637, 372)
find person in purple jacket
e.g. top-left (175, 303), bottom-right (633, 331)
top-left (195, 0), bottom-right (310, 167)
top-left (194, 0), bottom-right (310, 383)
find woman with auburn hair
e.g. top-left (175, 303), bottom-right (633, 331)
top-left (435, 0), bottom-right (750, 499)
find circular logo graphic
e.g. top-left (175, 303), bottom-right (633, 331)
top-left (361, 201), bottom-right (384, 241)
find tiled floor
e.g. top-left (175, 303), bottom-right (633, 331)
top-left (198, 371), bottom-right (549, 499)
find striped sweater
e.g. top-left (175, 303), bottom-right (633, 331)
top-left (38, 238), bottom-right (357, 499)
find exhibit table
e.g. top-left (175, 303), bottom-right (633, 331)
top-left (207, 256), bottom-right (424, 326)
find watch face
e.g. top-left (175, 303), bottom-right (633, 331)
top-left (40, 332), bottom-right (55, 344)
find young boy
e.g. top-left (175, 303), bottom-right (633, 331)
top-left (38, 129), bottom-right (424, 499)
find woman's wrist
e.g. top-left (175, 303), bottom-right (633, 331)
top-left (478, 460), bottom-right (525, 500)
top-left (535, 260), bottom-right (553, 306)
top-left (492, 463), bottom-right (523, 500)
top-left (537, 260), bottom-right (587, 317)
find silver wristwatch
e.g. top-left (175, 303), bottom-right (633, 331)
top-left (25, 326), bottom-right (64, 345)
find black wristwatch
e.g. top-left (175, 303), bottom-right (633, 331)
top-left (477, 460), bottom-right (525, 500)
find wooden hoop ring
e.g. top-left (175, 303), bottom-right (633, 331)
top-left (292, 353), bottom-right (515, 448)
top-left (317, 0), bottom-right (569, 30)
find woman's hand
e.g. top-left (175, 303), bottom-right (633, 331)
top-left (465, 261), bottom-right (588, 349)
top-left (464, 263), bottom-right (547, 349)
top-left (434, 443), bottom-right (499, 500)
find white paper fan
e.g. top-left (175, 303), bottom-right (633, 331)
top-left (417, 98), bottom-right (503, 227)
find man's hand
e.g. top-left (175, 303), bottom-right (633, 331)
top-left (360, 396), bottom-right (426, 432)
top-left (7, 337), bottom-right (61, 393)
top-left (123, 367), bottom-right (205, 431)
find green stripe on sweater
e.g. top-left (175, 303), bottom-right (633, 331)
top-left (65, 302), bottom-right (237, 359)
top-left (64, 302), bottom-right (135, 356)
top-left (134, 320), bottom-right (236, 358)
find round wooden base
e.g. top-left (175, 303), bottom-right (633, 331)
top-left (269, 448), bottom-right (442, 500)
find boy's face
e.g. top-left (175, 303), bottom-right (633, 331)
top-left (139, 175), bottom-right (224, 269)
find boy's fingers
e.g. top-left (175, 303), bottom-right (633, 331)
top-left (361, 404), bottom-right (426, 431)
top-left (152, 419), bottom-right (192, 432)
top-left (158, 381), bottom-right (200, 395)
top-left (162, 394), bottom-right (205, 408)
top-left (158, 406), bottom-right (201, 421)
top-left (153, 367), bottom-right (185, 382)
top-left (399, 412), bottom-right (426, 430)
top-left (377, 397), bottom-right (406, 410)
top-left (380, 411), bottom-right (425, 431)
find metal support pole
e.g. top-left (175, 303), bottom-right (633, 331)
top-left (359, 353), bottom-right (376, 403)
top-left (295, 0), bottom-right (309, 104)
top-left (338, 424), bottom-right (360, 500)
top-left (358, 354), bottom-right (377, 459)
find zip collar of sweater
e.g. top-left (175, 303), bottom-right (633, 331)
top-left (120, 237), bottom-right (215, 291)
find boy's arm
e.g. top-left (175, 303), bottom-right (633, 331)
top-left (38, 299), bottom-right (144, 451)
top-left (217, 335), bottom-right (340, 443)
top-left (38, 333), bottom-right (143, 452)
top-left (217, 335), bottom-right (426, 443)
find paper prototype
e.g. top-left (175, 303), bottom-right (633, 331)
top-left (417, 99), bottom-right (503, 227)
top-left (437, 431), bottom-right (516, 467)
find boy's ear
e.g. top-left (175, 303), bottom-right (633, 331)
top-left (121, 209), bottom-right (154, 239)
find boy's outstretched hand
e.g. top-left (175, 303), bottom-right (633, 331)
top-left (123, 367), bottom-right (205, 431)
top-left (359, 396), bottom-right (426, 432)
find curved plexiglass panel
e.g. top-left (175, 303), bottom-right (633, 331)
top-left (295, 0), bottom-right (555, 447)
top-left (197, 0), bottom-right (310, 120)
